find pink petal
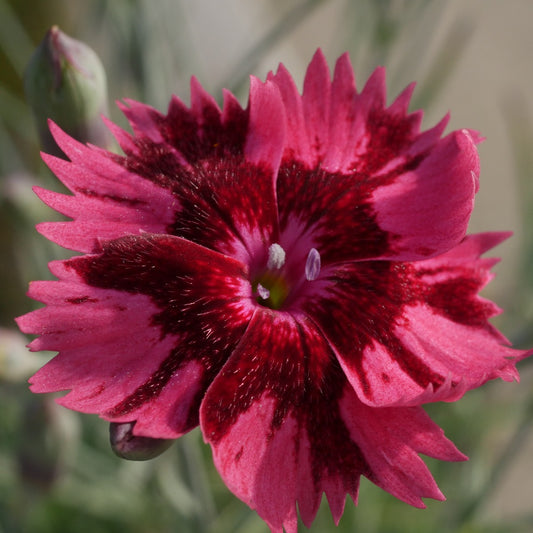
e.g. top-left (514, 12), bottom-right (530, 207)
top-left (372, 128), bottom-right (479, 260)
top-left (119, 99), bottom-right (165, 142)
top-left (16, 234), bottom-right (253, 437)
top-left (267, 64), bottom-right (311, 164)
top-left (304, 233), bottom-right (530, 407)
top-left (387, 82), bottom-right (418, 118)
top-left (201, 309), bottom-right (462, 530)
top-left (36, 153), bottom-right (176, 253)
top-left (42, 85), bottom-right (280, 263)
top-left (301, 49), bottom-right (331, 165)
top-left (320, 52), bottom-right (358, 172)
top-left (270, 54), bottom-right (478, 262)
top-left (245, 76), bottom-right (285, 174)
top-left (338, 389), bottom-right (466, 507)
top-left (201, 310), bottom-right (357, 530)
top-left (101, 115), bottom-right (138, 154)
top-left (119, 81), bottom-right (280, 264)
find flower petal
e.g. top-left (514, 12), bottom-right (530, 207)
top-left (41, 71), bottom-right (286, 264)
top-left (17, 234), bottom-right (253, 437)
top-left (304, 233), bottom-right (530, 407)
top-left (338, 390), bottom-right (466, 506)
top-left (266, 63), bottom-right (311, 164)
top-left (201, 309), bottom-right (464, 531)
top-left (271, 53), bottom-right (478, 263)
top-left (371, 128), bottom-right (479, 260)
top-left (245, 77), bottom-right (286, 171)
top-left (301, 49), bottom-right (331, 166)
top-left (114, 80), bottom-right (283, 265)
top-left (36, 131), bottom-right (177, 253)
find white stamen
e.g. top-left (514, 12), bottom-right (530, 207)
top-left (305, 248), bottom-right (321, 281)
top-left (267, 243), bottom-right (286, 270)
top-left (257, 283), bottom-right (270, 300)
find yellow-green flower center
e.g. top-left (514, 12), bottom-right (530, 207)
top-left (254, 272), bottom-right (289, 310)
top-left (253, 243), bottom-right (321, 310)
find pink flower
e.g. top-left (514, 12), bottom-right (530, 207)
top-left (17, 51), bottom-right (530, 532)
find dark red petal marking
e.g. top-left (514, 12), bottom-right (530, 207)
top-left (271, 54), bottom-right (478, 263)
top-left (303, 261), bottom-right (445, 401)
top-left (304, 233), bottom-right (527, 407)
top-left (201, 309), bottom-right (464, 530)
top-left (66, 234), bottom-right (252, 426)
top-left (276, 161), bottom-right (392, 264)
top-left (112, 83), bottom-right (282, 262)
top-left (201, 309), bottom-right (372, 486)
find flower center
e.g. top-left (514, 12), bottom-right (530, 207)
top-left (253, 243), bottom-right (320, 310)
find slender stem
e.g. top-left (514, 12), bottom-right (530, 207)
top-left (219, 0), bottom-right (327, 96)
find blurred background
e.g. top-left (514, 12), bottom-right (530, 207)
top-left (1, 0), bottom-right (532, 531)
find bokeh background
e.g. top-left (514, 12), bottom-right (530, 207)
top-left (1, 0), bottom-right (533, 532)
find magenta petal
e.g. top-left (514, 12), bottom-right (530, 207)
top-left (245, 76), bottom-right (285, 174)
top-left (267, 64), bottom-right (312, 165)
top-left (36, 124), bottom-right (178, 253)
top-left (20, 286), bottom-right (193, 435)
top-left (119, 99), bottom-right (166, 142)
top-left (201, 310), bottom-right (359, 530)
top-left (372, 129), bottom-right (479, 260)
top-left (17, 234), bottom-right (253, 437)
top-left (338, 390), bottom-right (466, 507)
top-left (200, 309), bottom-right (463, 530)
top-left (190, 76), bottom-right (222, 124)
top-left (320, 53), bottom-right (357, 172)
top-left (301, 49), bottom-right (331, 165)
top-left (113, 82), bottom-right (281, 263)
top-left (270, 54), bottom-right (480, 262)
top-left (307, 233), bottom-right (529, 407)
top-left (387, 82), bottom-right (418, 119)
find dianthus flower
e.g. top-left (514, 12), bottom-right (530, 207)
top-left (17, 51), bottom-right (530, 532)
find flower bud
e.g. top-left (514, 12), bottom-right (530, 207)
top-left (110, 422), bottom-right (175, 461)
top-left (24, 26), bottom-right (110, 156)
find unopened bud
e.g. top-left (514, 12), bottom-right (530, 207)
top-left (24, 25), bottom-right (110, 156)
top-left (110, 422), bottom-right (175, 461)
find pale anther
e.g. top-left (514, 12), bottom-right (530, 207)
top-left (257, 283), bottom-right (270, 300)
top-left (305, 248), bottom-right (321, 281)
top-left (267, 243), bottom-right (286, 270)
